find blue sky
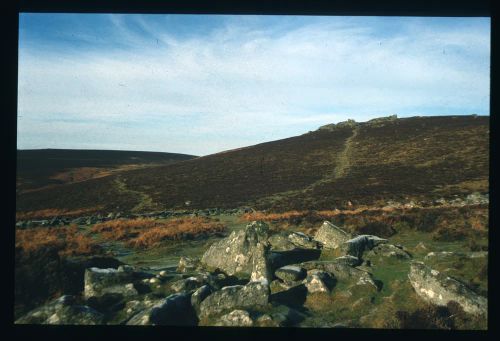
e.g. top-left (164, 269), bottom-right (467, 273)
top-left (18, 14), bottom-right (490, 156)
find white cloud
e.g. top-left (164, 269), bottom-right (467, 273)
top-left (17, 16), bottom-right (490, 155)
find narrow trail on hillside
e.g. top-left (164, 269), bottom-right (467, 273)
top-left (306, 125), bottom-right (360, 189)
top-left (253, 126), bottom-right (360, 207)
top-left (113, 175), bottom-right (160, 213)
top-left (333, 125), bottom-right (359, 180)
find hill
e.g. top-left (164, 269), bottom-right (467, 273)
top-left (16, 115), bottom-right (489, 216)
top-left (16, 149), bottom-right (197, 193)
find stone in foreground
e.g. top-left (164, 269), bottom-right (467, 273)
top-left (200, 221), bottom-right (270, 278)
top-left (275, 265), bottom-right (307, 282)
top-left (288, 232), bottom-right (321, 249)
top-left (215, 309), bottom-right (254, 327)
top-left (15, 295), bottom-right (104, 325)
top-left (366, 243), bottom-right (412, 260)
top-left (313, 221), bottom-right (351, 249)
top-left (126, 293), bottom-right (197, 326)
top-left (303, 270), bottom-right (335, 293)
top-left (177, 256), bottom-right (200, 273)
top-left (84, 267), bottom-right (138, 299)
top-left (342, 235), bottom-right (388, 259)
top-left (199, 281), bottom-right (270, 318)
top-left (408, 262), bottom-right (487, 316)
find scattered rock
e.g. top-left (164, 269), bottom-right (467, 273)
top-left (15, 295), bottom-right (104, 325)
top-left (191, 285), bottom-right (213, 316)
top-left (408, 262), bottom-right (487, 316)
top-left (288, 232), bottom-right (321, 249)
top-left (215, 309), bottom-right (254, 327)
top-left (170, 276), bottom-right (205, 293)
top-left (250, 242), bottom-right (273, 283)
top-left (366, 243), bottom-right (412, 259)
top-left (254, 305), bottom-right (305, 327)
top-left (313, 221), bottom-right (351, 249)
top-left (200, 221), bottom-right (270, 278)
top-left (275, 265), bottom-right (307, 282)
top-left (342, 235), bottom-right (388, 259)
top-left (334, 255), bottom-right (362, 267)
top-left (177, 256), bottom-right (200, 273)
top-left (86, 293), bottom-right (125, 314)
top-left (424, 251), bottom-right (466, 260)
top-left (270, 279), bottom-right (297, 294)
top-left (84, 267), bottom-right (138, 299)
top-left (268, 232), bottom-right (297, 251)
top-left (126, 293), bottom-right (197, 326)
top-left (303, 270), bottom-right (335, 293)
top-left (199, 281), bottom-right (270, 319)
top-left (112, 296), bottom-right (160, 324)
top-left (299, 260), bottom-right (378, 290)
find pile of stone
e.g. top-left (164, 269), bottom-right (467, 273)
top-left (15, 219), bottom-right (487, 326)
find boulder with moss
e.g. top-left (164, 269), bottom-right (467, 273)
top-left (408, 262), bottom-right (487, 316)
top-left (126, 293), bottom-right (197, 326)
top-left (15, 295), bottom-right (104, 325)
top-left (314, 221), bottom-right (352, 249)
top-left (200, 221), bottom-right (270, 278)
top-left (199, 281), bottom-right (270, 319)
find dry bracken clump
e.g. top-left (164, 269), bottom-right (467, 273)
top-left (91, 217), bottom-right (226, 249)
top-left (15, 224), bottom-right (101, 257)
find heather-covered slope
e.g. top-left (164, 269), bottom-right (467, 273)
top-left (16, 115), bottom-right (489, 215)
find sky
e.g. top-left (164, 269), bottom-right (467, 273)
top-left (18, 14), bottom-right (490, 156)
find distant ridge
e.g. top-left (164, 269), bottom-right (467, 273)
top-left (16, 115), bottom-right (489, 214)
top-left (16, 149), bottom-right (198, 193)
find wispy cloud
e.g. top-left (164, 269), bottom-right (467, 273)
top-left (18, 15), bottom-right (490, 155)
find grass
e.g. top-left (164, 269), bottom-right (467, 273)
top-left (91, 217), bottom-right (226, 249)
top-left (15, 224), bottom-right (102, 257)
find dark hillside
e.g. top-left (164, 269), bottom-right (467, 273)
top-left (16, 115), bottom-right (489, 215)
top-left (16, 149), bottom-right (197, 192)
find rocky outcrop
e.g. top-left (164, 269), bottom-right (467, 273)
top-left (126, 293), bottom-right (197, 326)
top-left (177, 256), bottom-right (200, 273)
top-left (250, 242), bottom-right (273, 283)
top-left (408, 262), bottom-right (487, 316)
top-left (170, 276), bottom-right (206, 293)
top-left (199, 281), bottom-right (270, 319)
top-left (313, 221), bottom-right (352, 249)
top-left (275, 265), bottom-right (307, 282)
top-left (215, 309), bottom-right (254, 327)
top-left (268, 232), bottom-right (297, 251)
top-left (299, 260), bottom-right (378, 290)
top-left (15, 295), bottom-right (104, 325)
top-left (304, 270), bottom-right (335, 293)
top-left (365, 243), bottom-right (412, 259)
top-left (341, 235), bottom-right (388, 259)
top-left (84, 266), bottom-right (139, 299)
top-left (288, 232), bottom-right (321, 249)
top-left (200, 221), bottom-right (270, 278)
top-left (191, 285), bottom-right (213, 316)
